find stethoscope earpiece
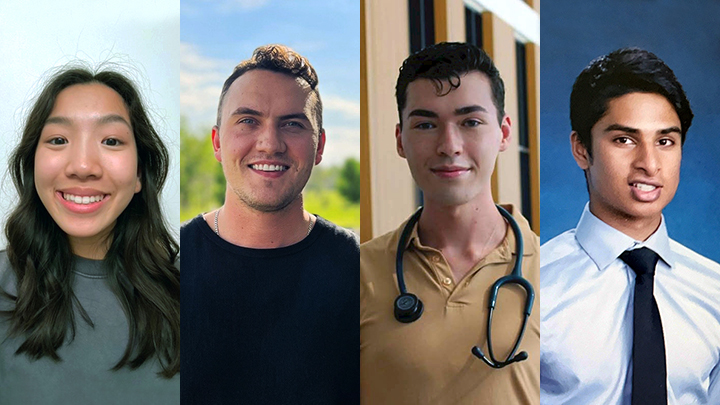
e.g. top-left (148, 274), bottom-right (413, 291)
top-left (394, 293), bottom-right (424, 323)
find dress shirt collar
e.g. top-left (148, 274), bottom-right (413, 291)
top-left (575, 202), bottom-right (674, 271)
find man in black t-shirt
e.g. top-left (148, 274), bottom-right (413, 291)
top-left (180, 44), bottom-right (359, 404)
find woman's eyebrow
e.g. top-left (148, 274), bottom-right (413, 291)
top-left (44, 114), bottom-right (131, 128)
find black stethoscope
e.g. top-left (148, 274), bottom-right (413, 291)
top-left (393, 205), bottom-right (535, 369)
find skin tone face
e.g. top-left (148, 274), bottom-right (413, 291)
top-left (571, 92), bottom-right (682, 241)
top-left (212, 69), bottom-right (325, 214)
top-left (396, 71), bottom-right (511, 208)
top-left (35, 83), bottom-right (142, 259)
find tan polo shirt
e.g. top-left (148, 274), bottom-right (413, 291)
top-left (360, 205), bottom-right (540, 404)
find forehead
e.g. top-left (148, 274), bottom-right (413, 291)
top-left (593, 92), bottom-right (680, 133)
top-left (222, 69), bottom-right (313, 117)
top-left (51, 83), bottom-right (129, 119)
top-left (403, 71), bottom-right (496, 118)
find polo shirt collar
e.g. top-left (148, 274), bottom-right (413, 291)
top-left (400, 204), bottom-right (536, 259)
top-left (575, 202), bottom-right (673, 271)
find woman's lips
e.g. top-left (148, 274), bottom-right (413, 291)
top-left (56, 191), bottom-right (109, 214)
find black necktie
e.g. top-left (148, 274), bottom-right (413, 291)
top-left (619, 247), bottom-right (667, 405)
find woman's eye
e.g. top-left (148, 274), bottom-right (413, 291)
top-left (47, 137), bottom-right (67, 145)
top-left (102, 138), bottom-right (122, 146)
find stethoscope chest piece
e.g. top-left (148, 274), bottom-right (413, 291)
top-left (394, 293), bottom-right (424, 323)
top-left (392, 205), bottom-right (534, 368)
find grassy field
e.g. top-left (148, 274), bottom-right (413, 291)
top-left (180, 188), bottom-right (359, 232)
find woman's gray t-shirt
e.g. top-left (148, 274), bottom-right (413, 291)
top-left (0, 251), bottom-right (179, 404)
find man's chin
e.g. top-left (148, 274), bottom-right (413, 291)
top-left (235, 191), bottom-right (302, 213)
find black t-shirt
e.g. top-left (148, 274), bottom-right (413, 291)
top-left (180, 215), bottom-right (359, 404)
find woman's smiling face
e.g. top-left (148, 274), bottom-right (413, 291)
top-left (34, 83), bottom-right (142, 258)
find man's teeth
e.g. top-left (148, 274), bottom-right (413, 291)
top-left (63, 193), bottom-right (105, 204)
top-left (251, 164), bottom-right (287, 172)
top-left (634, 183), bottom-right (657, 192)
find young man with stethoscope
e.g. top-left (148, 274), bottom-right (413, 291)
top-left (360, 42), bottom-right (540, 404)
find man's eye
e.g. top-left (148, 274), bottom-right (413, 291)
top-left (414, 122), bottom-right (435, 130)
top-left (658, 138), bottom-right (675, 146)
top-left (284, 121), bottom-right (305, 129)
top-left (614, 136), bottom-right (633, 145)
top-left (463, 119), bottom-right (483, 128)
top-left (238, 118), bottom-right (257, 125)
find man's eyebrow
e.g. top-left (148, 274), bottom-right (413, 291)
top-left (659, 126), bottom-right (682, 135)
top-left (279, 113), bottom-right (310, 122)
top-left (604, 123), bottom-right (682, 135)
top-left (407, 109), bottom-right (438, 118)
top-left (604, 124), bottom-right (638, 133)
top-left (230, 107), bottom-right (264, 117)
top-left (455, 105), bottom-right (488, 115)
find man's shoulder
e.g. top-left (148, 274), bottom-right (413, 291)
top-left (180, 214), bottom-right (205, 236)
top-left (540, 229), bottom-right (580, 268)
top-left (360, 226), bottom-right (398, 255)
top-left (669, 238), bottom-right (720, 274)
top-left (315, 216), bottom-right (359, 250)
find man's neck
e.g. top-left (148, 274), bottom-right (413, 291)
top-left (206, 193), bottom-right (314, 249)
top-left (418, 194), bottom-right (508, 281)
top-left (589, 202), bottom-right (662, 242)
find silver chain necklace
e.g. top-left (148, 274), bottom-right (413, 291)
top-left (213, 210), bottom-right (314, 237)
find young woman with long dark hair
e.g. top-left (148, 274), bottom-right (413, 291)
top-left (0, 66), bottom-right (179, 404)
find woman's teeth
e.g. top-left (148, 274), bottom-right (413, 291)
top-left (63, 193), bottom-right (105, 204)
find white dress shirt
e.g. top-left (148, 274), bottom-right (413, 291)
top-left (541, 203), bottom-right (720, 405)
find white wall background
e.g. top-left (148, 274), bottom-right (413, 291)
top-left (0, 0), bottom-right (180, 248)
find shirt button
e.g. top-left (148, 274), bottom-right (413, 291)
top-left (443, 277), bottom-right (452, 286)
top-left (432, 255), bottom-right (441, 263)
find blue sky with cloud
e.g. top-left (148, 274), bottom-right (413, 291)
top-left (180, 0), bottom-right (360, 166)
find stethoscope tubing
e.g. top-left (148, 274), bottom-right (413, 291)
top-left (394, 204), bottom-right (535, 368)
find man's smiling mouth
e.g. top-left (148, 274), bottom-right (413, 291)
top-left (632, 183), bottom-right (658, 192)
top-left (250, 164), bottom-right (289, 172)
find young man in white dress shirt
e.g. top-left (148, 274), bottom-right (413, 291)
top-left (540, 48), bottom-right (720, 405)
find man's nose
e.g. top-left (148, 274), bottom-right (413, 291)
top-left (255, 125), bottom-right (286, 154)
top-left (436, 124), bottom-right (462, 156)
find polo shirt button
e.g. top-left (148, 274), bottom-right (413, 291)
top-left (443, 277), bottom-right (452, 286)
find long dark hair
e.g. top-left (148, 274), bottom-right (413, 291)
top-left (2, 66), bottom-right (180, 378)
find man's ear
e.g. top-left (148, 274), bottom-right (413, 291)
top-left (499, 115), bottom-right (512, 152)
top-left (212, 125), bottom-right (222, 162)
top-left (315, 129), bottom-right (326, 165)
top-left (395, 124), bottom-right (406, 158)
top-left (570, 131), bottom-right (591, 170)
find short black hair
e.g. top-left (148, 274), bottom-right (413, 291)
top-left (395, 42), bottom-right (505, 127)
top-left (570, 47), bottom-right (693, 157)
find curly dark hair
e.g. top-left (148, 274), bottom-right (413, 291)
top-left (395, 42), bottom-right (505, 127)
top-left (2, 66), bottom-right (180, 378)
top-left (570, 47), bottom-right (693, 157)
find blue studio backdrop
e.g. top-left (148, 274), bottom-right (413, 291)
top-left (540, 0), bottom-right (720, 263)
